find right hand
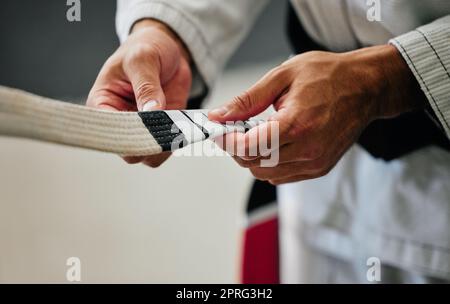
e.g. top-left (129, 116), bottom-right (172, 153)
top-left (87, 20), bottom-right (192, 167)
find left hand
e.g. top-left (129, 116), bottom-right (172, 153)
top-left (209, 45), bottom-right (425, 185)
top-left (86, 19), bottom-right (192, 168)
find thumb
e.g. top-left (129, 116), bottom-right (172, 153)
top-left (124, 56), bottom-right (166, 111)
top-left (208, 69), bottom-right (289, 122)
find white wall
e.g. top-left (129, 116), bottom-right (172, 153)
top-left (0, 62), bottom-right (278, 283)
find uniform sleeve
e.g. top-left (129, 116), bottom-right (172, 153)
top-left (390, 15), bottom-right (450, 139)
top-left (116, 0), bottom-right (270, 95)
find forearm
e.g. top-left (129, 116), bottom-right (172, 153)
top-left (327, 45), bottom-right (427, 126)
top-left (390, 15), bottom-right (450, 138)
top-left (369, 44), bottom-right (427, 120)
top-left (116, 0), bottom-right (270, 88)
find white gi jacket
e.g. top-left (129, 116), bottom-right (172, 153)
top-left (116, 0), bottom-right (450, 281)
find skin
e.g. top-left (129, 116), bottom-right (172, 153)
top-left (209, 45), bottom-right (426, 185)
top-left (87, 20), bottom-right (192, 167)
top-left (88, 20), bottom-right (426, 184)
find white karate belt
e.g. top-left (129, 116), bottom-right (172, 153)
top-left (0, 86), bottom-right (263, 156)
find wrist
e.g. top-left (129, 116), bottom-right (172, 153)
top-left (357, 44), bottom-right (426, 121)
top-left (131, 19), bottom-right (192, 63)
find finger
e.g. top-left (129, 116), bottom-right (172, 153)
top-left (234, 135), bottom-right (328, 170)
top-left (214, 131), bottom-right (246, 157)
top-left (87, 59), bottom-right (137, 111)
top-left (242, 88), bottom-right (312, 156)
top-left (162, 57), bottom-right (191, 110)
top-left (122, 156), bottom-right (144, 164)
top-left (268, 174), bottom-right (316, 185)
top-left (232, 155), bottom-right (263, 168)
top-left (249, 158), bottom-right (326, 181)
top-left (232, 147), bottom-right (282, 168)
top-left (215, 130), bottom-right (272, 158)
top-left (208, 67), bottom-right (291, 122)
top-left (123, 48), bottom-right (167, 111)
top-left (141, 152), bottom-right (172, 168)
top-left (87, 88), bottom-right (136, 112)
top-left (256, 139), bottom-right (323, 164)
top-left (217, 109), bottom-right (295, 159)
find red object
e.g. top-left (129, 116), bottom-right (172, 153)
top-left (241, 216), bottom-right (279, 284)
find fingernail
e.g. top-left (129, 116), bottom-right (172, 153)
top-left (141, 100), bottom-right (160, 112)
top-left (209, 107), bottom-right (228, 117)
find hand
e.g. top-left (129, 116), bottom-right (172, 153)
top-left (87, 19), bottom-right (192, 167)
top-left (209, 45), bottom-right (425, 185)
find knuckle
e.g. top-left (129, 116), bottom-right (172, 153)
top-left (232, 91), bottom-right (254, 112)
top-left (135, 82), bottom-right (159, 101)
top-left (309, 157), bottom-right (327, 172)
top-left (250, 168), bottom-right (267, 181)
top-left (147, 162), bottom-right (162, 168)
top-left (282, 115), bottom-right (306, 140)
top-left (85, 96), bottom-right (95, 107)
top-left (271, 64), bottom-right (292, 79)
top-left (312, 145), bottom-right (326, 160)
top-left (125, 43), bottom-right (159, 66)
top-left (302, 50), bottom-right (329, 62)
top-left (243, 159), bottom-right (260, 168)
top-left (299, 150), bottom-right (315, 161)
top-left (86, 89), bottom-right (105, 108)
top-left (312, 159), bottom-right (327, 174)
top-left (315, 164), bottom-right (333, 178)
top-left (322, 165), bottom-right (334, 176)
top-left (233, 157), bottom-right (247, 168)
top-left (122, 156), bottom-right (142, 164)
top-left (103, 53), bottom-right (123, 70)
top-left (236, 159), bottom-right (250, 168)
top-left (143, 153), bottom-right (170, 168)
top-left (267, 66), bottom-right (284, 79)
top-left (235, 137), bottom-right (247, 156)
top-left (269, 179), bottom-right (281, 186)
top-left (144, 159), bottom-right (163, 168)
top-left (300, 145), bottom-right (324, 161)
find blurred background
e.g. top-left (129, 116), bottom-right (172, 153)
top-left (0, 0), bottom-right (290, 283)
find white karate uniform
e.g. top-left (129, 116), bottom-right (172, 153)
top-left (116, 0), bottom-right (450, 282)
